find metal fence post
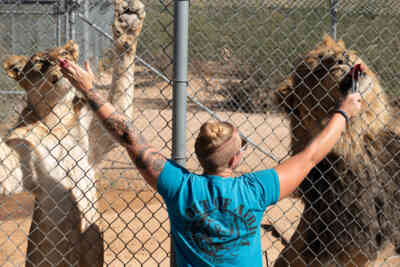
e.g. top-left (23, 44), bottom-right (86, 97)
top-left (172, 0), bottom-right (189, 187)
top-left (69, 1), bottom-right (76, 41)
top-left (55, 1), bottom-right (61, 46)
top-left (171, 0), bottom-right (190, 265)
top-left (10, 10), bottom-right (14, 53)
top-left (329, 0), bottom-right (338, 40)
top-left (81, 0), bottom-right (89, 63)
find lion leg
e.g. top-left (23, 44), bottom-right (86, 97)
top-left (111, 0), bottom-right (145, 114)
top-left (5, 138), bottom-right (81, 266)
top-left (27, 162), bottom-right (101, 267)
top-left (26, 192), bottom-right (82, 267)
top-left (79, 224), bottom-right (104, 267)
top-left (69, 169), bottom-right (103, 267)
top-left (0, 140), bottom-right (24, 194)
top-left (28, 161), bottom-right (82, 267)
top-left (90, 0), bottom-right (146, 163)
top-left (273, 224), bottom-right (312, 267)
top-left (274, 209), bottom-right (370, 267)
top-left (274, 231), bottom-right (369, 267)
top-left (26, 176), bottom-right (102, 267)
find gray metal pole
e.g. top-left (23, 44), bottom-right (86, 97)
top-left (65, 0), bottom-right (70, 41)
top-left (56, 2), bottom-right (61, 46)
top-left (172, 0), bottom-right (189, 169)
top-left (329, 0), bottom-right (338, 40)
top-left (82, 0), bottom-right (89, 63)
top-left (69, 6), bottom-right (76, 41)
top-left (171, 0), bottom-right (189, 266)
top-left (10, 12), bottom-right (14, 53)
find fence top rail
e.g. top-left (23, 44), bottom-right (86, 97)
top-left (0, 90), bottom-right (25, 95)
top-left (1, 0), bottom-right (57, 4)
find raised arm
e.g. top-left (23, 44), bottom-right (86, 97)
top-left (275, 92), bottom-right (361, 200)
top-left (59, 59), bottom-right (166, 189)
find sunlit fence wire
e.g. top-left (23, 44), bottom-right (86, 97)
top-left (1, 0), bottom-right (400, 266)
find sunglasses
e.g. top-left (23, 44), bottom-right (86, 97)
top-left (240, 138), bottom-right (248, 153)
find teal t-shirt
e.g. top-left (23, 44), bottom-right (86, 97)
top-left (158, 160), bottom-right (280, 267)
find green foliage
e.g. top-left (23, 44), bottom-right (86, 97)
top-left (138, 3), bottom-right (400, 100)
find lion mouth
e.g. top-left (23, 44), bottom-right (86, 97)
top-left (49, 74), bottom-right (61, 84)
top-left (339, 64), bottom-right (366, 94)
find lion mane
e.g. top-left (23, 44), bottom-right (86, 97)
top-left (274, 34), bottom-right (400, 266)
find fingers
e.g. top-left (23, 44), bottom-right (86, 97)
top-left (59, 59), bottom-right (75, 76)
top-left (349, 92), bottom-right (361, 102)
top-left (345, 91), bottom-right (360, 100)
top-left (58, 59), bottom-right (95, 92)
top-left (341, 92), bottom-right (361, 118)
top-left (59, 58), bottom-right (68, 69)
top-left (59, 59), bottom-right (87, 80)
top-left (84, 60), bottom-right (94, 76)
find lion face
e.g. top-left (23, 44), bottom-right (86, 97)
top-left (278, 34), bottom-right (380, 135)
top-left (2, 40), bottom-right (79, 94)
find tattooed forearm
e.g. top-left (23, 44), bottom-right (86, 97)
top-left (83, 86), bottom-right (166, 187)
top-left (89, 96), bottom-right (166, 188)
top-left (105, 117), bottom-right (167, 179)
top-left (129, 148), bottom-right (166, 174)
top-left (127, 147), bottom-right (166, 188)
top-left (103, 111), bottom-right (136, 147)
top-left (83, 88), bottom-right (108, 111)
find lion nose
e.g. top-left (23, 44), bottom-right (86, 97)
top-left (41, 60), bottom-right (52, 72)
top-left (123, 42), bottom-right (130, 50)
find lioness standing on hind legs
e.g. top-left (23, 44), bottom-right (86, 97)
top-left (1, 0), bottom-right (145, 266)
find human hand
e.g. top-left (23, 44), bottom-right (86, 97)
top-left (339, 92), bottom-right (361, 118)
top-left (59, 59), bottom-right (95, 93)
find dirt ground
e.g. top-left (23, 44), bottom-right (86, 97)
top-left (0, 71), bottom-right (399, 266)
top-left (1, 191), bottom-right (398, 267)
top-left (0, 190), bottom-right (302, 266)
top-left (0, 96), bottom-right (299, 267)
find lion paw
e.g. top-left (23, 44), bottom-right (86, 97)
top-left (113, 0), bottom-right (146, 52)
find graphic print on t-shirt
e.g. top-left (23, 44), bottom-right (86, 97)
top-left (185, 197), bottom-right (257, 264)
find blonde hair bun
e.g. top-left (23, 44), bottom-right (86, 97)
top-left (195, 121), bottom-right (237, 172)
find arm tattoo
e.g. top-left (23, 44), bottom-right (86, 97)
top-left (99, 107), bottom-right (166, 179)
top-left (83, 88), bottom-right (107, 111)
top-left (103, 112), bottom-right (135, 147)
top-left (129, 148), bottom-right (166, 173)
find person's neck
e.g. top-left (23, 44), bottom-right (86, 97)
top-left (204, 168), bottom-right (233, 178)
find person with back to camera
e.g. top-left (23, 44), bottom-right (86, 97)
top-left (59, 58), bottom-right (361, 267)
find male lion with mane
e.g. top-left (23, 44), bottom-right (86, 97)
top-left (274, 34), bottom-right (400, 266)
top-left (1, 0), bottom-right (145, 266)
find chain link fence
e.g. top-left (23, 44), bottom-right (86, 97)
top-left (1, 0), bottom-right (400, 266)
